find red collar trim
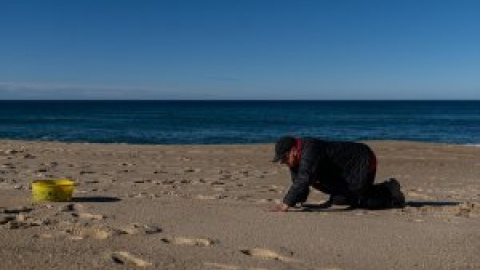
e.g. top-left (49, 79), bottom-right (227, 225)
top-left (295, 138), bottom-right (302, 160)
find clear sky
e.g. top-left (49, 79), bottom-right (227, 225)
top-left (1, 0), bottom-right (479, 100)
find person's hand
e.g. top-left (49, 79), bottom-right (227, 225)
top-left (267, 203), bottom-right (289, 212)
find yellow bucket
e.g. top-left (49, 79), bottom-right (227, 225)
top-left (32, 179), bottom-right (76, 202)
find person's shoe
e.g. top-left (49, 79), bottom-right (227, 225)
top-left (385, 178), bottom-right (406, 208)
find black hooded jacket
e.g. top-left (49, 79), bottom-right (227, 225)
top-left (283, 138), bottom-right (377, 207)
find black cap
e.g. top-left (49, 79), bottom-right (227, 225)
top-left (272, 136), bottom-right (296, 162)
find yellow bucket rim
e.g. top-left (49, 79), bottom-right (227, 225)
top-left (32, 179), bottom-right (76, 186)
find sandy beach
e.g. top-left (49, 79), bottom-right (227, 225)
top-left (0, 140), bottom-right (479, 270)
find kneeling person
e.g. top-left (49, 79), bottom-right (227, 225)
top-left (270, 136), bottom-right (405, 212)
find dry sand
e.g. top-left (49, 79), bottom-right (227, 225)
top-left (0, 140), bottom-right (479, 270)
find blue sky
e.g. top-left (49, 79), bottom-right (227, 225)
top-left (1, 0), bottom-right (479, 100)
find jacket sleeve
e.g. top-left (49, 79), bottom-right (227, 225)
top-left (283, 149), bottom-right (314, 207)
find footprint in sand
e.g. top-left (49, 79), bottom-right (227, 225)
top-left (72, 212), bottom-right (105, 220)
top-left (61, 204), bottom-right (105, 220)
top-left (204, 262), bottom-right (270, 270)
top-left (195, 194), bottom-right (228, 200)
top-left (133, 179), bottom-right (153, 184)
top-left (161, 236), bottom-right (216, 247)
top-left (195, 194), bottom-right (219, 200)
top-left (63, 221), bottom-right (162, 240)
top-left (183, 167), bottom-right (201, 173)
top-left (65, 226), bottom-right (112, 240)
top-left (0, 207), bottom-right (41, 229)
top-left (204, 262), bottom-right (241, 270)
top-left (116, 223), bottom-right (162, 235)
top-left (110, 251), bottom-right (152, 268)
top-left (177, 156), bottom-right (192, 162)
top-left (408, 201), bottom-right (480, 218)
top-left (240, 248), bottom-right (299, 263)
top-left (453, 202), bottom-right (479, 217)
top-left (1, 206), bottom-right (33, 214)
top-left (211, 180), bottom-right (226, 186)
top-left (60, 203), bottom-right (85, 212)
top-left (0, 215), bottom-right (17, 225)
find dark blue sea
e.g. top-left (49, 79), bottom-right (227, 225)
top-left (0, 101), bottom-right (479, 145)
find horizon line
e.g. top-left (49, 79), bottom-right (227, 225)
top-left (0, 99), bottom-right (479, 102)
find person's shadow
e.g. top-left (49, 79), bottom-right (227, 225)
top-left (297, 201), bottom-right (461, 212)
top-left (406, 201), bottom-right (461, 207)
top-left (72, 196), bottom-right (121, 203)
top-left (297, 202), bottom-right (355, 212)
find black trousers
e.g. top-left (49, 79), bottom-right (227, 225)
top-left (357, 182), bottom-right (394, 209)
top-left (312, 181), bottom-right (394, 210)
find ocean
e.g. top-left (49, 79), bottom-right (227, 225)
top-left (0, 101), bottom-right (479, 145)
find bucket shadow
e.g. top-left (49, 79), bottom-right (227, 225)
top-left (72, 196), bottom-right (121, 203)
top-left (406, 201), bottom-right (461, 208)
